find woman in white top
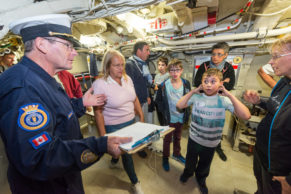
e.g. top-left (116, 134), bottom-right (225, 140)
top-left (92, 49), bottom-right (144, 194)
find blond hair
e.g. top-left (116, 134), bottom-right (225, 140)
top-left (101, 49), bottom-right (127, 81)
top-left (271, 33), bottom-right (291, 52)
top-left (202, 68), bottom-right (223, 81)
top-left (167, 58), bottom-right (183, 71)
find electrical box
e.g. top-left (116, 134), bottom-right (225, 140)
top-left (146, 12), bottom-right (178, 33)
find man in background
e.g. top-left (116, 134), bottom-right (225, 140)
top-left (56, 70), bottom-right (83, 98)
top-left (257, 63), bottom-right (277, 88)
top-left (0, 50), bottom-right (15, 73)
top-left (126, 41), bottom-right (152, 158)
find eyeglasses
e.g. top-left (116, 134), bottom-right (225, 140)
top-left (211, 53), bottom-right (225, 57)
top-left (43, 38), bottom-right (74, 51)
top-left (271, 52), bottom-right (291, 60)
top-left (112, 64), bottom-right (124, 68)
top-left (169, 68), bottom-right (181, 73)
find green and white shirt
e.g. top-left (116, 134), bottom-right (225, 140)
top-left (187, 94), bottom-right (234, 147)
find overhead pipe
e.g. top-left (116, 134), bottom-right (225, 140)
top-left (152, 38), bottom-right (277, 52)
top-left (157, 26), bottom-right (291, 46)
top-left (157, 16), bottom-right (242, 40)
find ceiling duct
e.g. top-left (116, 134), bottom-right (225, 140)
top-left (72, 18), bottom-right (107, 39)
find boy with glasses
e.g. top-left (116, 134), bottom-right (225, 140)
top-left (155, 59), bottom-right (191, 171)
top-left (193, 42), bottom-right (235, 161)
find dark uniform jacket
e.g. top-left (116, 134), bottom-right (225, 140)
top-left (155, 78), bottom-right (191, 125)
top-left (0, 56), bottom-right (107, 194)
top-left (193, 61), bottom-right (235, 90)
top-left (256, 77), bottom-right (291, 185)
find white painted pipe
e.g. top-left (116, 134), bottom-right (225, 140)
top-left (158, 26), bottom-right (291, 46)
top-left (152, 39), bottom-right (277, 52)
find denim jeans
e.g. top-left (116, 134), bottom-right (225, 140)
top-left (105, 119), bottom-right (138, 184)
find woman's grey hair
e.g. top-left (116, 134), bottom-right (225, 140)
top-left (271, 33), bottom-right (291, 52)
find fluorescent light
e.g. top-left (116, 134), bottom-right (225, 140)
top-left (79, 35), bottom-right (103, 47)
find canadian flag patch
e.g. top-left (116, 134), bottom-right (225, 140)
top-left (29, 131), bottom-right (51, 149)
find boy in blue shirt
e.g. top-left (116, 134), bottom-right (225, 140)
top-left (177, 68), bottom-right (250, 194)
top-left (155, 59), bottom-right (191, 171)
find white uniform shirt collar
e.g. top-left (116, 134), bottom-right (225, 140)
top-left (107, 75), bottom-right (125, 85)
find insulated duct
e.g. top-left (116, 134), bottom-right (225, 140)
top-left (157, 26), bottom-right (291, 46)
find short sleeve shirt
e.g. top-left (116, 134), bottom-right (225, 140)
top-left (187, 94), bottom-right (234, 147)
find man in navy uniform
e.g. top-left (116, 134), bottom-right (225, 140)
top-left (0, 14), bottom-right (131, 194)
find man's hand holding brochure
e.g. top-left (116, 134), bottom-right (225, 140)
top-left (106, 122), bottom-right (170, 152)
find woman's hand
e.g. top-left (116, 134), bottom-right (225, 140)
top-left (272, 176), bottom-right (291, 194)
top-left (243, 90), bottom-right (260, 105)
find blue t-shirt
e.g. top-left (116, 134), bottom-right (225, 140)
top-left (165, 79), bottom-right (184, 123)
top-left (187, 94), bottom-right (234, 147)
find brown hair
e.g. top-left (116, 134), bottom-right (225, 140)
top-left (133, 41), bottom-right (149, 55)
top-left (271, 33), bottom-right (291, 52)
top-left (211, 42), bottom-right (229, 53)
top-left (157, 56), bottom-right (168, 66)
top-left (101, 49), bottom-right (127, 81)
top-left (167, 58), bottom-right (183, 71)
top-left (202, 68), bottom-right (223, 81)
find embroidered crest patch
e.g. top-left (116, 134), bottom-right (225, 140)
top-left (80, 149), bottom-right (98, 164)
top-left (29, 131), bottom-right (51, 149)
top-left (18, 103), bottom-right (49, 131)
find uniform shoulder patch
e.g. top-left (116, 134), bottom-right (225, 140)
top-left (18, 103), bottom-right (50, 131)
top-left (67, 111), bottom-right (73, 119)
top-left (29, 131), bottom-right (52, 149)
top-left (80, 149), bottom-right (98, 164)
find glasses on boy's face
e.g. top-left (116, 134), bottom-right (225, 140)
top-left (169, 68), bottom-right (181, 73)
top-left (211, 53), bottom-right (225, 57)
